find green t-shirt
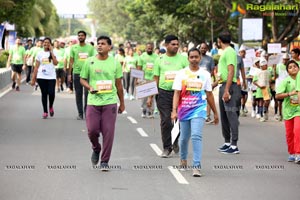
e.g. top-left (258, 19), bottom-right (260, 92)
top-left (276, 63), bottom-right (286, 75)
top-left (9, 45), bottom-right (26, 64)
top-left (54, 48), bottom-right (65, 69)
top-left (80, 56), bottom-right (122, 106)
top-left (115, 54), bottom-right (125, 64)
top-left (218, 46), bottom-right (237, 83)
top-left (31, 47), bottom-right (43, 67)
top-left (124, 56), bottom-right (137, 72)
top-left (70, 44), bottom-right (95, 74)
top-left (153, 53), bottom-right (189, 91)
top-left (138, 52), bottom-right (158, 80)
top-left (64, 46), bottom-right (72, 68)
top-left (277, 76), bottom-right (300, 120)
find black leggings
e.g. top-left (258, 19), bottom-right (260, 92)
top-left (37, 79), bottom-right (56, 113)
top-left (123, 72), bottom-right (135, 95)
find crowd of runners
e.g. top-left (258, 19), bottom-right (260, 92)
top-left (5, 30), bottom-right (300, 176)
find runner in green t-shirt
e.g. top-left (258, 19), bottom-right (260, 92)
top-left (80, 36), bottom-right (125, 170)
top-left (275, 60), bottom-right (300, 163)
top-left (6, 38), bottom-right (26, 91)
top-left (122, 48), bottom-right (138, 100)
top-left (64, 40), bottom-right (76, 93)
top-left (53, 40), bottom-right (66, 92)
top-left (216, 31), bottom-right (241, 154)
top-left (274, 54), bottom-right (289, 121)
top-left (30, 40), bottom-right (43, 90)
top-left (291, 48), bottom-right (300, 66)
top-left (68, 30), bottom-right (95, 120)
top-left (148, 35), bottom-right (189, 158)
top-left (137, 42), bottom-right (158, 118)
top-left (296, 71), bottom-right (300, 104)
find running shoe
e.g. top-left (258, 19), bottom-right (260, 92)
top-left (130, 95), bottom-right (135, 100)
top-left (221, 146), bottom-right (240, 154)
top-left (49, 107), bottom-right (54, 117)
top-left (179, 160), bottom-right (187, 171)
top-left (42, 113), bottom-right (48, 119)
top-left (192, 168), bottom-right (202, 177)
top-left (91, 151), bottom-right (100, 165)
top-left (251, 110), bottom-right (256, 118)
top-left (218, 144), bottom-right (231, 152)
top-left (295, 156), bottom-right (300, 164)
top-left (100, 162), bottom-right (109, 171)
top-left (288, 154), bottom-right (295, 162)
top-left (161, 149), bottom-right (172, 158)
top-left (77, 115), bottom-right (83, 120)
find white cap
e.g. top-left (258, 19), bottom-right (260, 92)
top-left (259, 58), bottom-right (268, 66)
top-left (282, 53), bottom-right (290, 59)
top-left (239, 45), bottom-right (246, 52)
top-left (253, 57), bottom-right (260, 64)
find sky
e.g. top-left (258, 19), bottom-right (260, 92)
top-left (51, 0), bottom-right (90, 15)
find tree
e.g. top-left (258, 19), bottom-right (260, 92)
top-left (0, 0), bottom-right (60, 38)
top-left (242, 0), bottom-right (300, 48)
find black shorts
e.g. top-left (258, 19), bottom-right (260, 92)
top-left (271, 90), bottom-right (276, 99)
top-left (241, 90), bottom-right (248, 96)
top-left (56, 69), bottom-right (65, 79)
top-left (11, 64), bottom-right (23, 74)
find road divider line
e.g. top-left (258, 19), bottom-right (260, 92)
top-left (168, 166), bottom-right (189, 185)
top-left (127, 116), bottom-right (137, 124)
top-left (137, 128), bottom-right (149, 137)
top-left (0, 87), bottom-right (11, 99)
top-left (150, 143), bottom-right (162, 156)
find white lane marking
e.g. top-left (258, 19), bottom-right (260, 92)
top-left (0, 87), bottom-right (11, 98)
top-left (168, 166), bottom-right (189, 185)
top-left (127, 116), bottom-right (137, 124)
top-left (137, 128), bottom-right (149, 137)
top-left (150, 143), bottom-right (162, 156)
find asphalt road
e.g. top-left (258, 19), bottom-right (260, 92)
top-left (0, 83), bottom-right (299, 200)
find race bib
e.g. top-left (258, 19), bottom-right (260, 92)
top-left (165, 71), bottom-right (177, 82)
top-left (290, 95), bottom-right (299, 106)
top-left (186, 79), bottom-right (203, 91)
top-left (42, 58), bottom-right (50, 65)
top-left (78, 52), bottom-right (88, 61)
top-left (13, 54), bottom-right (21, 61)
top-left (96, 80), bottom-right (113, 93)
top-left (146, 63), bottom-right (154, 71)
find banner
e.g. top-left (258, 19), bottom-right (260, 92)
top-left (8, 31), bottom-right (17, 49)
top-left (0, 25), bottom-right (4, 49)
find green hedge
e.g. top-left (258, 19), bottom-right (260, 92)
top-left (0, 50), bottom-right (9, 68)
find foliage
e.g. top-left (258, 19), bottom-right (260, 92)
top-left (0, 50), bottom-right (9, 68)
top-left (0, 0), bottom-right (61, 38)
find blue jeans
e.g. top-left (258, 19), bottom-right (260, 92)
top-left (179, 117), bottom-right (205, 168)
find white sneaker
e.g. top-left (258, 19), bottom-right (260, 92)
top-left (130, 95), bottom-right (135, 100)
top-left (260, 117), bottom-right (266, 122)
top-left (251, 110), bottom-right (256, 118)
top-left (124, 93), bottom-right (129, 99)
top-left (243, 107), bottom-right (248, 113)
top-left (256, 114), bottom-right (261, 119)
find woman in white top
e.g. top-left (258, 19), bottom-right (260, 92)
top-left (171, 47), bottom-right (219, 177)
top-left (31, 37), bottom-right (58, 119)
